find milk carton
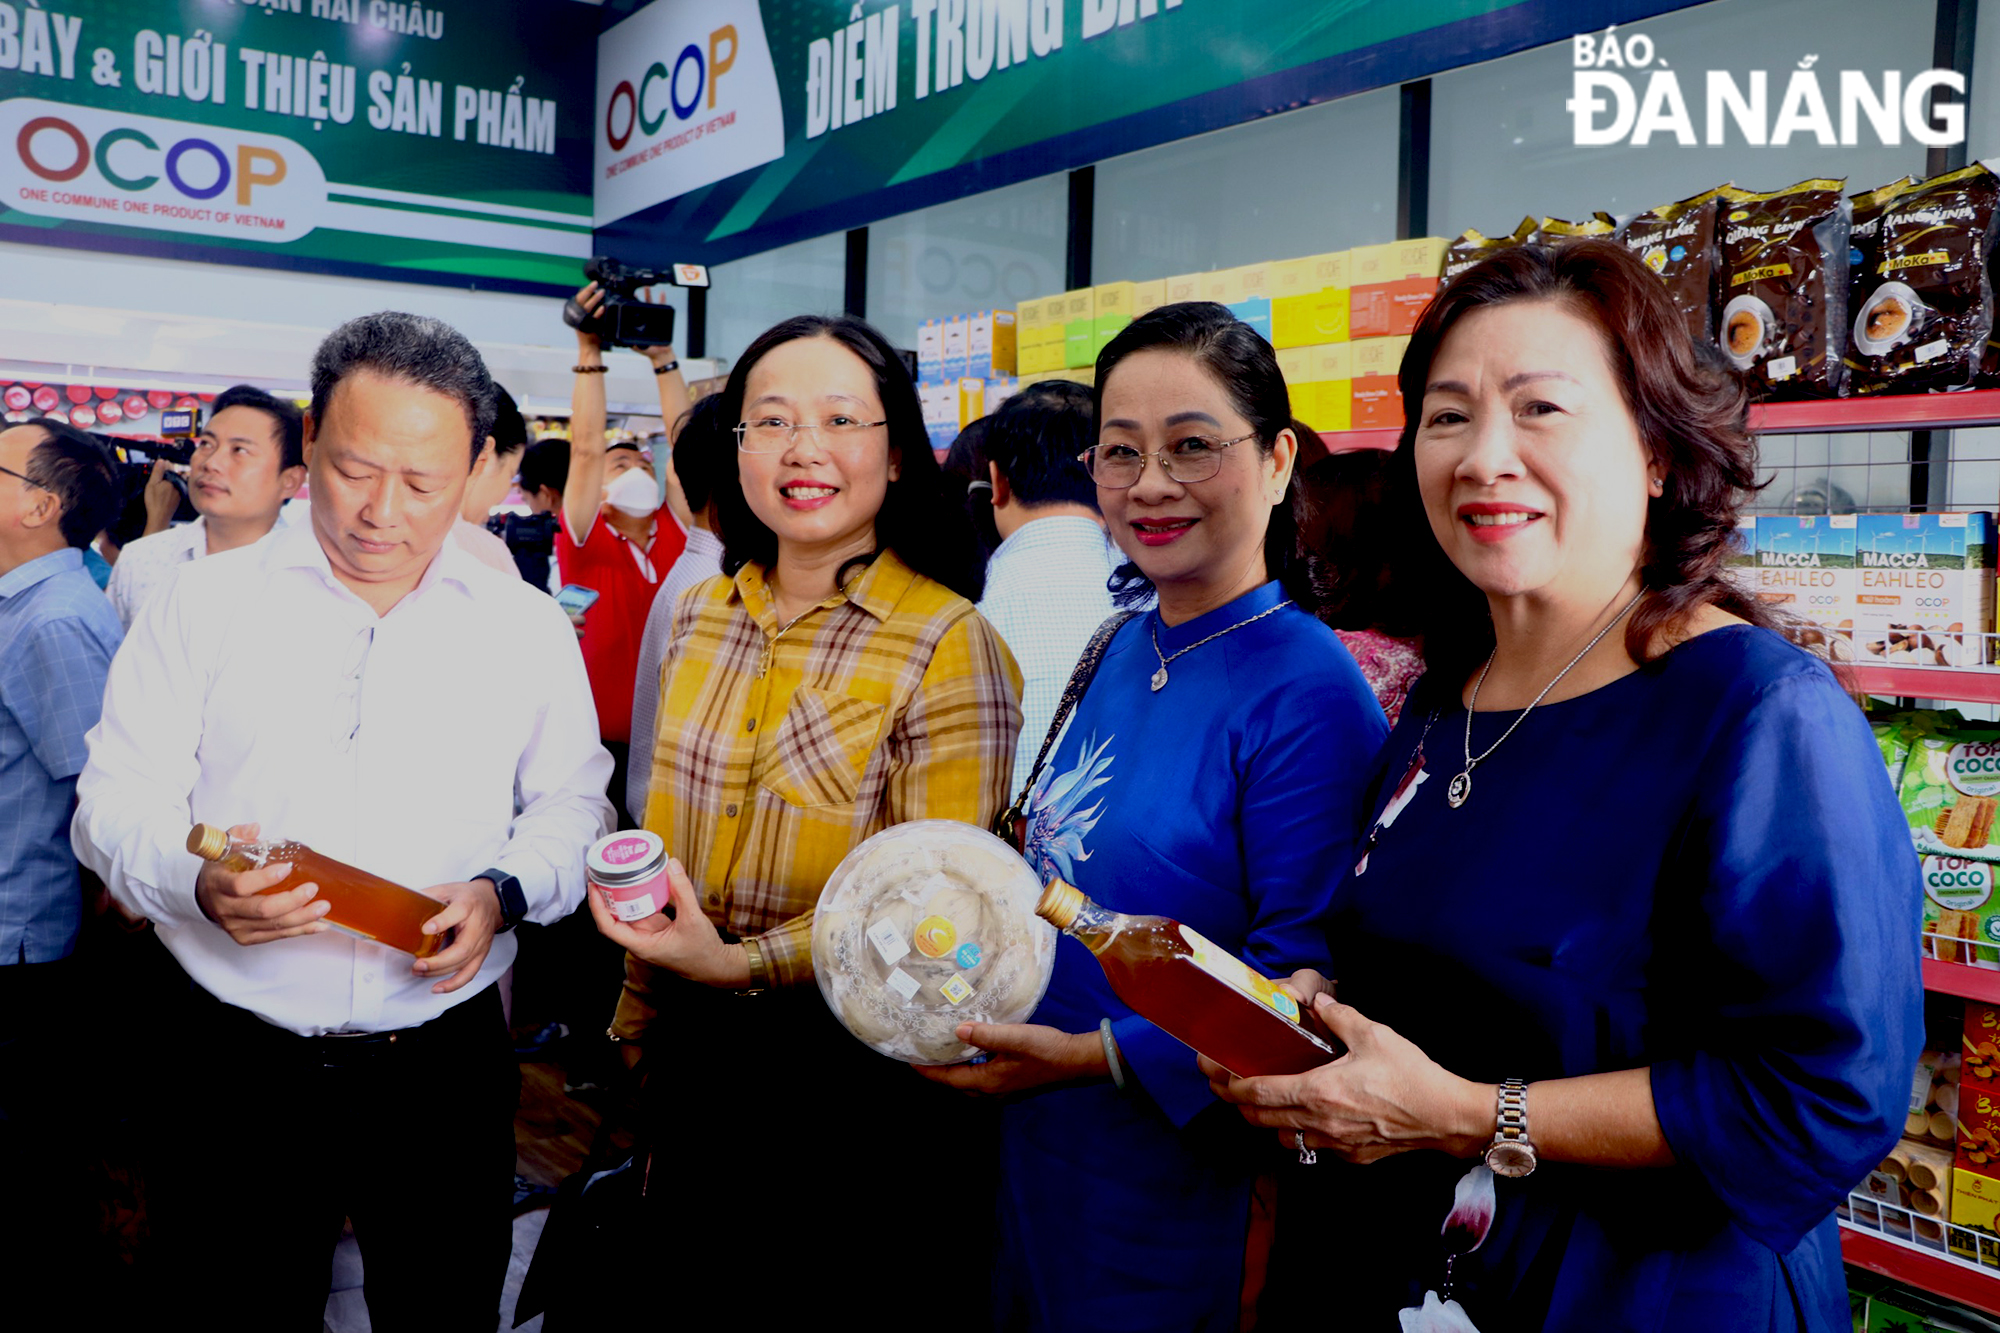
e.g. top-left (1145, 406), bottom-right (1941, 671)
top-left (1856, 513), bottom-right (1998, 666)
top-left (1755, 515), bottom-right (1857, 657)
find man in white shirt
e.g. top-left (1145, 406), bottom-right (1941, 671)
top-left (627, 394), bottom-right (729, 822)
top-left (72, 312), bottom-right (613, 1331)
top-left (974, 381), bottom-right (1120, 790)
top-left (104, 384), bottom-right (306, 629)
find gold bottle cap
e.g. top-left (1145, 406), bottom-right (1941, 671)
top-left (187, 823), bottom-right (228, 861)
top-left (1036, 879), bottom-right (1084, 930)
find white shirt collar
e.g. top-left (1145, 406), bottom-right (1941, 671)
top-left (268, 518), bottom-right (480, 608)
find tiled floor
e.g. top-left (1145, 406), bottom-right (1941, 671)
top-left (322, 1210), bottom-right (549, 1333)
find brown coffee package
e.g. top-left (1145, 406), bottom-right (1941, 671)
top-left (1718, 179), bottom-right (1850, 399)
top-left (1847, 165), bottom-right (2000, 396)
top-left (1536, 215), bottom-right (1616, 243)
top-left (1444, 217), bottom-right (1537, 285)
top-left (1614, 186), bottom-right (1730, 346)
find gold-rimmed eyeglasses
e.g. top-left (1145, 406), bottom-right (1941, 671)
top-left (1077, 433), bottom-right (1257, 489)
top-left (734, 416), bottom-right (888, 454)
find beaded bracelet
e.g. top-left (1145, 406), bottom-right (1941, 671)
top-left (572, 364), bottom-right (609, 375)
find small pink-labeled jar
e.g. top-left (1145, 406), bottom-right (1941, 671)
top-left (587, 830), bottom-right (673, 922)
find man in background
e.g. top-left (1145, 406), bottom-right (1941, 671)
top-left (106, 384), bottom-right (305, 629)
top-left (975, 380), bottom-right (1118, 789)
top-left (505, 436), bottom-right (569, 593)
top-left (0, 418), bottom-right (122, 1288)
top-left (626, 394), bottom-right (729, 824)
top-left (456, 384), bottom-right (530, 575)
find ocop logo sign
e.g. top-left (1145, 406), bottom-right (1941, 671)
top-left (1, 98), bottom-right (327, 244)
top-left (1950, 741), bottom-right (2000, 797)
top-left (1925, 854), bottom-right (1995, 910)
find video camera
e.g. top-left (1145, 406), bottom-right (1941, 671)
top-left (564, 255), bottom-right (711, 350)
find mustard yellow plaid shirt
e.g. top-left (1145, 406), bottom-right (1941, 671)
top-left (612, 551), bottom-right (1022, 1036)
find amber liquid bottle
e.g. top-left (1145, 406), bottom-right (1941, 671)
top-left (1037, 880), bottom-right (1340, 1077)
top-left (188, 824), bottom-right (447, 959)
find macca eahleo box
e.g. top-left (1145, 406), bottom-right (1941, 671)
top-left (1856, 512), bottom-right (1997, 666)
top-left (1754, 515), bottom-right (1856, 657)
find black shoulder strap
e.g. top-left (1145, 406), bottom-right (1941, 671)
top-left (992, 611), bottom-right (1137, 839)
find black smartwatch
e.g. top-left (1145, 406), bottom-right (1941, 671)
top-left (477, 868), bottom-right (528, 933)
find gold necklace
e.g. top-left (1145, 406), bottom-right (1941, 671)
top-left (1149, 600), bottom-right (1293, 691)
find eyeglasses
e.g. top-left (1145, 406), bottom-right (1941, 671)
top-left (734, 416), bottom-right (887, 454)
top-left (1077, 433), bottom-right (1258, 489)
top-left (0, 463), bottom-right (45, 491)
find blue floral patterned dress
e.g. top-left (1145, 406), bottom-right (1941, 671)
top-left (1000, 581), bottom-right (1388, 1331)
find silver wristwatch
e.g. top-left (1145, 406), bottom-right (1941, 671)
top-left (1484, 1078), bottom-right (1538, 1178)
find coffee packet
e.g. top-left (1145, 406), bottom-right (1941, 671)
top-left (1614, 185), bottom-right (1729, 345)
top-left (1536, 215), bottom-right (1616, 243)
top-left (1847, 165), bottom-right (2000, 396)
top-left (1443, 217), bottom-right (1537, 285)
top-left (1718, 179), bottom-right (1851, 398)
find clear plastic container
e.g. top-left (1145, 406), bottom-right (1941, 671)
top-left (812, 820), bottom-right (1057, 1065)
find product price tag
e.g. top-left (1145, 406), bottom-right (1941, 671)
top-left (868, 918), bottom-right (911, 966)
top-left (886, 968), bottom-right (921, 1002)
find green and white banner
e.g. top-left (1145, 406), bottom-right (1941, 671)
top-left (0, 0), bottom-right (598, 293)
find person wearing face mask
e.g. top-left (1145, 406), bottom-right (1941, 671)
top-left (1204, 242), bottom-right (1921, 1332)
top-left (582, 314), bottom-right (1020, 1326)
top-left (561, 283), bottom-right (689, 815)
top-left (915, 303), bottom-right (1387, 1332)
top-left (106, 384), bottom-right (306, 629)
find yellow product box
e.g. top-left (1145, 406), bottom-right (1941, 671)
top-left (968, 309), bottom-right (1017, 377)
top-left (1952, 1168), bottom-right (2000, 1266)
top-left (1134, 278), bottom-right (1167, 317)
top-left (957, 376), bottom-right (986, 429)
top-left (1275, 346), bottom-right (1312, 389)
top-left (1307, 343), bottom-right (1352, 432)
top-left (1093, 281), bottom-right (1136, 356)
top-left (1236, 262), bottom-right (1273, 302)
top-left (1350, 336), bottom-right (1409, 381)
top-left (1271, 259), bottom-right (1317, 349)
top-left (1016, 297), bottom-right (1048, 346)
top-left (1061, 288), bottom-right (1096, 370)
top-left (1303, 251), bottom-right (1353, 343)
top-left (1164, 272), bottom-right (1202, 305)
top-left (1353, 237), bottom-right (1448, 284)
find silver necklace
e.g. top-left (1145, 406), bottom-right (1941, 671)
top-left (1448, 588), bottom-right (1646, 809)
top-left (1149, 600), bottom-right (1293, 691)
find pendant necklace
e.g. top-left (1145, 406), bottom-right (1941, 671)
top-left (1448, 588), bottom-right (1646, 809)
top-left (1149, 599), bottom-right (1293, 691)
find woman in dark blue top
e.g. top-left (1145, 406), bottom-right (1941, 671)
top-left (1209, 240), bottom-right (1923, 1331)
top-left (920, 303), bottom-right (1387, 1330)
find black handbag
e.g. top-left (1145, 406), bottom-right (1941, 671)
top-left (990, 611), bottom-right (1135, 850)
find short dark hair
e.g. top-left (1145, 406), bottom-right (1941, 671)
top-left (517, 436), bottom-right (569, 499)
top-left (208, 384), bottom-right (304, 471)
top-left (491, 384), bottom-right (529, 459)
top-left (714, 315), bottom-right (983, 600)
top-left (1094, 301), bottom-right (1321, 611)
top-left (1302, 447), bottom-right (1416, 636)
top-left (24, 419), bottom-right (120, 549)
top-left (670, 395), bottom-right (730, 515)
top-left (309, 312), bottom-right (496, 468)
top-left (984, 380), bottom-right (1098, 512)
top-left (1391, 239), bottom-right (1776, 681)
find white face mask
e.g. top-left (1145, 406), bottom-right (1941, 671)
top-left (604, 466), bottom-right (659, 517)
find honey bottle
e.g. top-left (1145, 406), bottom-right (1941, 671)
top-left (188, 824), bottom-right (447, 959)
top-left (1037, 880), bottom-right (1340, 1077)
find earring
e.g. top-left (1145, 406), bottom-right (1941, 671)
top-left (1648, 477), bottom-right (1664, 496)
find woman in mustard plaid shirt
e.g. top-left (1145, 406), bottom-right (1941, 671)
top-left (587, 315), bottom-right (1022, 1322)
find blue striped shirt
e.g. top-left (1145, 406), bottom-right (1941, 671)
top-left (0, 548), bottom-right (123, 963)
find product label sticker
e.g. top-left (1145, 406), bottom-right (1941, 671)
top-left (1918, 338), bottom-right (1950, 364)
top-left (939, 974), bottom-right (974, 1006)
top-left (955, 942), bottom-right (983, 970)
top-left (914, 914), bottom-right (958, 958)
top-left (1767, 355), bottom-right (1798, 382)
top-left (610, 893), bottom-right (660, 922)
top-left (885, 968), bottom-right (922, 1002)
top-left (868, 919), bottom-right (911, 966)
top-left (1178, 924), bottom-right (1304, 1024)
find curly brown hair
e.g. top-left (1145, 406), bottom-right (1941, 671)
top-left (1388, 238), bottom-right (1777, 682)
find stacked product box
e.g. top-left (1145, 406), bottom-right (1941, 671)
top-left (914, 309), bottom-right (1018, 450)
top-left (1351, 336), bottom-right (1410, 430)
top-left (1723, 516), bottom-right (1760, 599)
top-left (1754, 515), bottom-right (1857, 656)
top-left (1164, 272), bottom-right (1202, 306)
top-left (1954, 1002), bottom-right (2000, 1267)
top-left (1092, 281), bottom-right (1134, 359)
top-left (1061, 289), bottom-right (1096, 369)
top-left (1018, 298), bottom-right (1064, 377)
top-left (1351, 238), bottom-right (1447, 338)
top-left (1276, 344), bottom-right (1353, 432)
top-left (940, 314), bottom-right (968, 379)
top-left (1231, 262), bottom-right (1273, 342)
top-left (966, 310), bottom-right (1016, 379)
top-left (1856, 512), bottom-right (1997, 666)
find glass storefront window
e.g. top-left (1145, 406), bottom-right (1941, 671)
top-left (707, 231), bottom-right (848, 366)
top-left (866, 174), bottom-right (1068, 352)
top-left (1092, 86), bottom-right (1400, 281)
top-left (1429, 0), bottom-right (1937, 237)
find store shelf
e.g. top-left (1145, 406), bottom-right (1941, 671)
top-left (1852, 663), bottom-right (2000, 706)
top-left (1842, 1226), bottom-right (2000, 1316)
top-left (1923, 958), bottom-right (2000, 1004)
top-left (1752, 389), bottom-right (2000, 434)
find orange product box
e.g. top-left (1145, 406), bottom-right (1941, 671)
top-left (1349, 337), bottom-right (1408, 431)
top-left (1351, 276), bottom-right (1443, 339)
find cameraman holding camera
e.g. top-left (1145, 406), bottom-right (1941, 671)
top-left (106, 385), bottom-right (305, 630)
